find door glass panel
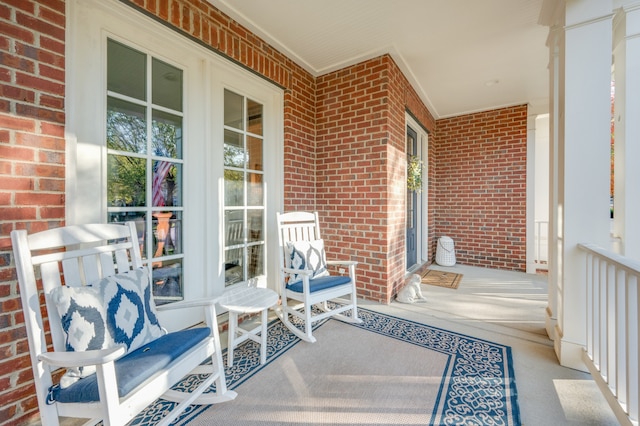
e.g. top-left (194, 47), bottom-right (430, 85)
top-left (107, 154), bottom-right (146, 207)
top-left (224, 170), bottom-right (244, 206)
top-left (152, 258), bottom-right (182, 305)
top-left (224, 129), bottom-right (245, 167)
top-left (152, 58), bottom-right (183, 111)
top-left (247, 98), bottom-right (262, 135)
top-left (107, 97), bottom-right (146, 153)
top-left (223, 89), bottom-right (265, 287)
top-left (152, 211), bottom-right (182, 256)
top-left (247, 173), bottom-right (263, 206)
top-left (247, 210), bottom-right (263, 243)
top-left (152, 160), bottom-right (181, 207)
top-left (224, 209), bottom-right (245, 285)
top-left (247, 135), bottom-right (263, 171)
top-left (107, 39), bottom-right (146, 101)
top-left (225, 248), bottom-right (244, 285)
top-left (107, 213), bottom-right (147, 259)
top-left (224, 89), bottom-right (243, 130)
top-left (248, 244), bottom-right (264, 278)
top-left (106, 38), bottom-right (185, 304)
top-left (224, 210), bottom-right (244, 246)
top-left (152, 110), bottom-right (182, 158)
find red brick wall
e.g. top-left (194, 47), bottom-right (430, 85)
top-left (435, 105), bottom-right (528, 270)
top-left (315, 56), bottom-right (435, 303)
top-left (0, 0), bottom-right (66, 424)
top-left (0, 1), bottom-right (524, 424)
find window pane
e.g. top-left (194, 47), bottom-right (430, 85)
top-left (107, 154), bottom-right (146, 207)
top-left (247, 210), bottom-right (263, 242)
top-left (247, 173), bottom-right (263, 206)
top-left (152, 58), bottom-right (183, 112)
top-left (224, 170), bottom-right (244, 206)
top-left (247, 98), bottom-right (263, 135)
top-left (224, 129), bottom-right (245, 167)
top-left (224, 209), bottom-right (244, 286)
top-left (248, 245), bottom-right (264, 279)
top-left (152, 258), bottom-right (182, 304)
top-left (152, 110), bottom-right (182, 158)
top-left (108, 213), bottom-right (147, 259)
top-left (247, 135), bottom-right (263, 171)
top-left (224, 89), bottom-right (243, 130)
top-left (107, 39), bottom-right (146, 100)
top-left (107, 97), bottom-right (146, 153)
top-left (225, 248), bottom-right (244, 285)
top-left (225, 210), bottom-right (244, 246)
top-left (152, 211), bottom-right (182, 257)
top-left (152, 161), bottom-right (181, 207)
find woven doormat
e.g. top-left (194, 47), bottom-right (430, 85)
top-left (421, 269), bottom-right (463, 289)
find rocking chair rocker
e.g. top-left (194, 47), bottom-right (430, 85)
top-left (276, 211), bottom-right (362, 343)
top-left (11, 222), bottom-right (236, 426)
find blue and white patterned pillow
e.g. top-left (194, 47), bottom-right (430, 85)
top-left (100, 268), bottom-right (164, 353)
top-left (285, 239), bottom-right (330, 284)
top-left (50, 268), bottom-right (165, 388)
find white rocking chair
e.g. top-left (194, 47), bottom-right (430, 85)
top-left (276, 211), bottom-right (362, 343)
top-left (11, 222), bottom-right (236, 426)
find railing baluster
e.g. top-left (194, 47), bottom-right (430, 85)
top-left (606, 262), bottom-right (615, 390)
top-left (578, 243), bottom-right (640, 426)
top-left (628, 274), bottom-right (638, 422)
top-left (593, 255), bottom-right (601, 368)
top-left (585, 253), bottom-right (595, 360)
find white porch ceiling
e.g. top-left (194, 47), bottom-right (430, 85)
top-left (209, 0), bottom-right (549, 119)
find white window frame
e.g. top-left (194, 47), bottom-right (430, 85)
top-left (67, 0), bottom-right (283, 330)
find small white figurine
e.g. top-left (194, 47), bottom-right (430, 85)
top-left (396, 273), bottom-right (427, 304)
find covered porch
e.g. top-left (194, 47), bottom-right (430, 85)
top-left (1, 0), bottom-right (639, 424)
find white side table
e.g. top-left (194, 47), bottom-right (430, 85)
top-left (218, 286), bottom-right (279, 367)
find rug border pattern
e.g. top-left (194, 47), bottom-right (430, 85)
top-left (130, 307), bottom-right (520, 426)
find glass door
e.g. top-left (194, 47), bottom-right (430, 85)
top-left (406, 126), bottom-right (418, 268)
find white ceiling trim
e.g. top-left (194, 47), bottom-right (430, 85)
top-left (209, 0), bottom-right (441, 118)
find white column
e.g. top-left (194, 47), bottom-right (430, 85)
top-left (526, 113), bottom-right (536, 274)
top-left (613, 3), bottom-right (640, 260)
top-left (556, 0), bottom-right (613, 370)
top-left (546, 25), bottom-right (561, 342)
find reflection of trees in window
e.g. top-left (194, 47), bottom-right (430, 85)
top-left (152, 111), bottom-right (181, 158)
top-left (108, 155), bottom-right (145, 207)
top-left (107, 99), bottom-right (146, 153)
top-left (107, 105), bottom-right (146, 207)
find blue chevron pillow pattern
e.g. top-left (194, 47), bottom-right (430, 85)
top-left (285, 239), bottom-right (330, 284)
top-left (51, 267), bottom-right (164, 388)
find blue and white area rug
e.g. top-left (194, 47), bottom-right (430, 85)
top-left (132, 308), bottom-right (521, 425)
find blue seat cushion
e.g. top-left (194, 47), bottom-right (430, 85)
top-left (286, 275), bottom-right (351, 293)
top-left (51, 327), bottom-right (211, 403)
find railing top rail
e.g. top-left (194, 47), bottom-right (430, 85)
top-left (578, 242), bottom-right (640, 275)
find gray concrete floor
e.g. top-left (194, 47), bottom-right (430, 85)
top-left (358, 264), bottom-right (619, 426)
top-left (59, 265), bottom-right (620, 425)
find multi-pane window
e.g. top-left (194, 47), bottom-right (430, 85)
top-left (223, 89), bottom-right (265, 286)
top-left (106, 39), bottom-right (184, 304)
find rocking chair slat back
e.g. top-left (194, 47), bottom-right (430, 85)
top-left (12, 221), bottom-right (236, 426)
top-left (275, 211), bottom-right (362, 343)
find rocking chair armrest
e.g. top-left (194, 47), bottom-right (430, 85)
top-left (326, 260), bottom-right (358, 267)
top-left (37, 346), bottom-right (126, 368)
top-left (156, 298), bottom-right (219, 312)
top-left (281, 267), bottom-right (313, 276)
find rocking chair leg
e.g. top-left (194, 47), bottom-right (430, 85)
top-left (275, 306), bottom-right (317, 343)
top-left (304, 306), bottom-right (313, 342)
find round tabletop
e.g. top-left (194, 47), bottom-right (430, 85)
top-left (218, 286), bottom-right (279, 313)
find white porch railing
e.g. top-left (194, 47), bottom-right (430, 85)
top-left (579, 243), bottom-right (639, 426)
